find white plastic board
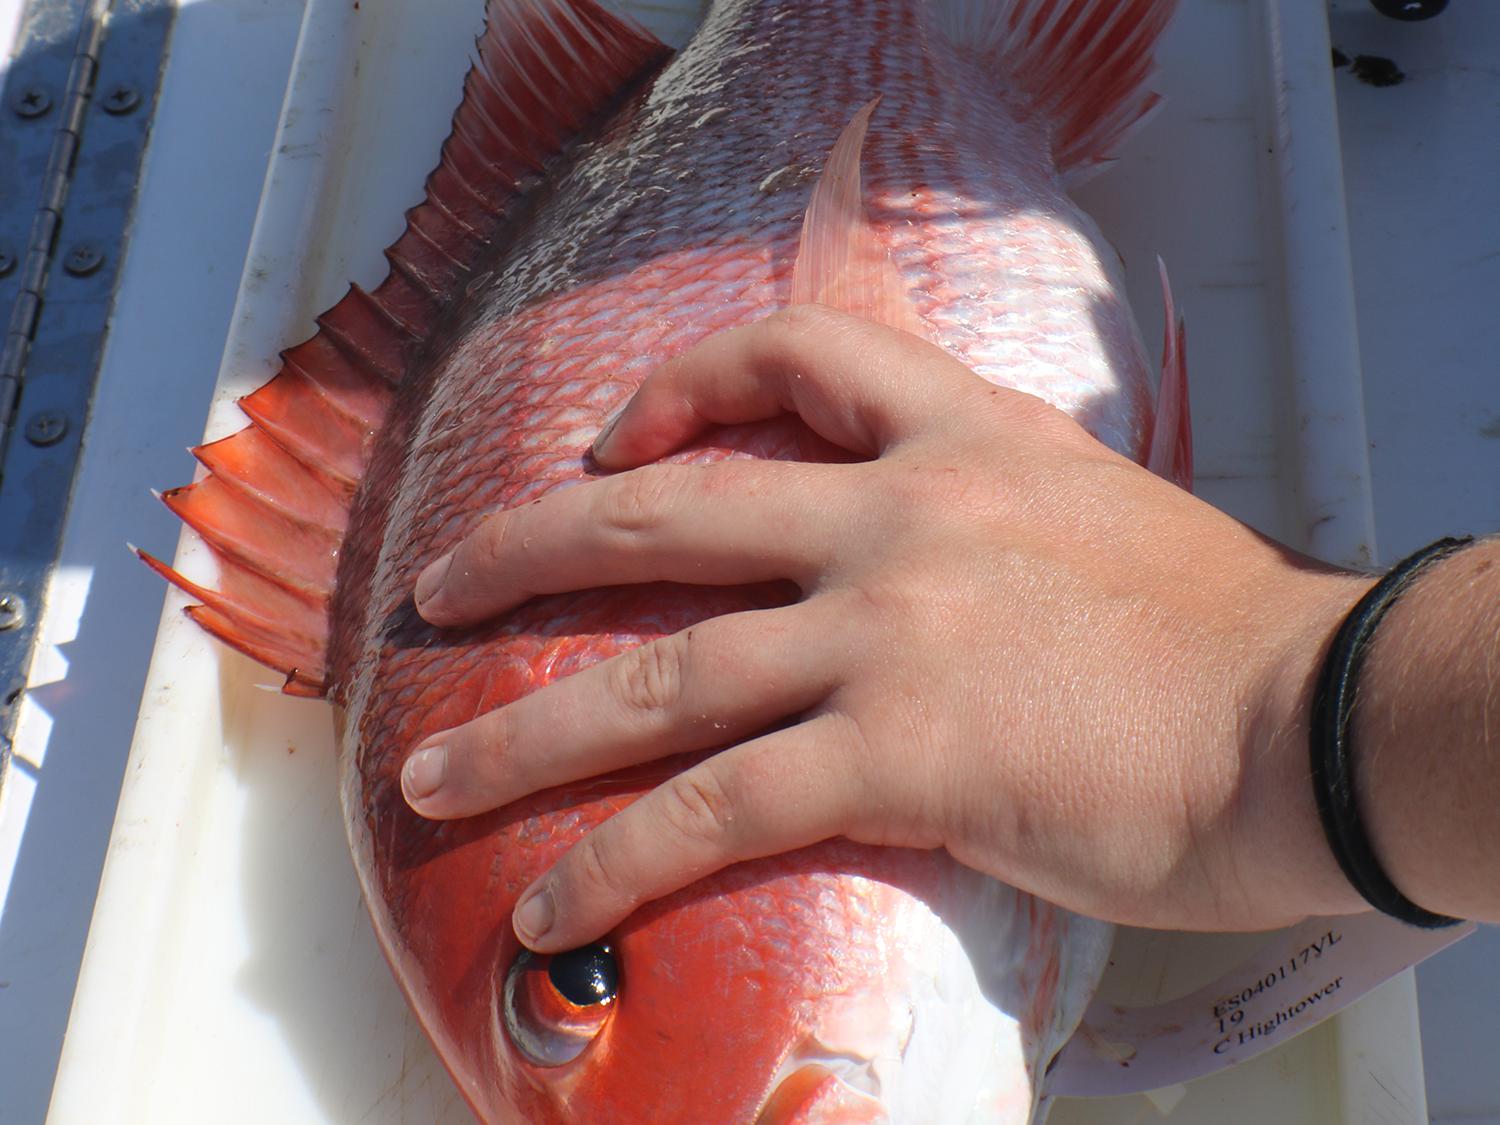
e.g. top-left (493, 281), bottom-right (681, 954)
top-left (48, 1), bottom-right (1437, 1122)
top-left (0, 4), bottom-right (311, 1124)
top-left (1324, 3), bottom-right (1500, 1122)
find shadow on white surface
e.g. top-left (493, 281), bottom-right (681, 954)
top-left (226, 659), bottom-right (467, 1121)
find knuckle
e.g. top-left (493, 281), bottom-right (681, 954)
top-left (871, 460), bottom-right (948, 534)
top-left (876, 452), bottom-right (996, 529)
top-left (475, 708), bottom-right (524, 789)
top-left (470, 508), bottom-right (520, 573)
top-left (598, 467), bottom-right (683, 534)
top-left (610, 635), bottom-right (688, 717)
top-left (659, 766), bottom-right (738, 847)
top-left (843, 574), bottom-right (911, 621)
top-left (834, 710), bottom-right (879, 775)
top-left (981, 387), bottom-right (1080, 441)
top-left (569, 834), bottom-right (636, 906)
top-left (767, 305), bottom-right (855, 364)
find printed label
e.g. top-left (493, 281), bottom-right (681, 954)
top-left (1046, 912), bottom-right (1473, 1097)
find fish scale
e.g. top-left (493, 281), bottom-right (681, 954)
top-left (146, 0), bottom-right (1188, 1119)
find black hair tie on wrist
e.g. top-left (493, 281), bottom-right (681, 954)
top-left (1309, 535), bottom-right (1473, 929)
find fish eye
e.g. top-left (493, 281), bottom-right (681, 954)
top-left (548, 943), bottom-right (619, 1006)
top-left (502, 944), bottom-right (619, 1067)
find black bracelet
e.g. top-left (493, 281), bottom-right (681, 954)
top-left (1308, 535), bottom-right (1473, 929)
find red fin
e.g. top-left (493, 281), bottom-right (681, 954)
top-left (941, 0), bottom-right (1178, 181)
top-left (1146, 257), bottom-right (1191, 490)
top-left (139, 549), bottom-right (329, 692)
top-left (791, 100), bottom-right (928, 339)
top-left (160, 478), bottom-right (341, 596)
top-left (188, 604), bottom-right (326, 698)
top-left (148, 0), bottom-right (670, 698)
top-left (193, 427), bottom-right (348, 534)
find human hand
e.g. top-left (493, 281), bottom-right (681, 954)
top-left (404, 306), bottom-right (1372, 952)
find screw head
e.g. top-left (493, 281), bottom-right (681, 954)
top-left (63, 243), bottom-right (104, 277)
top-left (11, 86), bottom-right (52, 118)
top-left (0, 595), bottom-right (26, 631)
top-left (1370, 0), bottom-right (1448, 18)
top-left (101, 85), bottom-right (141, 115)
top-left (25, 411), bottom-right (68, 447)
top-left (0, 248), bottom-right (14, 278)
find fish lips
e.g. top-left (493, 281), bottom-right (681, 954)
top-left (756, 1061), bottom-right (889, 1124)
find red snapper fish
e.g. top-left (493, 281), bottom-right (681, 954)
top-left (146, 0), bottom-right (1190, 1120)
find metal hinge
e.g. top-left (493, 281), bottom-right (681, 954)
top-left (0, 2), bottom-right (107, 455)
top-left (0, 0), bottom-right (174, 791)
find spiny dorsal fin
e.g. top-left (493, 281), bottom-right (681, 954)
top-left (792, 99), bottom-right (928, 339)
top-left (939, 0), bottom-right (1178, 181)
top-left (146, 0), bottom-right (670, 697)
top-left (1146, 257), bottom-right (1191, 490)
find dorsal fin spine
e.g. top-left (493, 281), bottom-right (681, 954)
top-left (277, 357), bottom-right (378, 432)
top-left (236, 383), bottom-right (362, 492)
top-left (191, 429), bottom-right (347, 533)
top-left (432, 151), bottom-right (507, 220)
top-left (383, 246), bottom-right (446, 306)
top-left (349, 284), bottom-right (424, 342)
top-left (403, 209), bottom-right (471, 273)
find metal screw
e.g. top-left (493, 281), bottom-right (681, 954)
top-left (0, 248), bottom-right (14, 279)
top-left (0, 595), bottom-right (26, 631)
top-left (11, 86), bottom-right (51, 118)
top-left (25, 411), bottom-right (68, 447)
top-left (63, 243), bottom-right (104, 277)
top-left (1370, 0), bottom-right (1448, 18)
top-left (101, 85), bottom-right (140, 115)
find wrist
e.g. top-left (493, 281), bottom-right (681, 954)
top-left (1228, 566), bottom-right (1375, 926)
top-left (1349, 537), bottom-right (1500, 921)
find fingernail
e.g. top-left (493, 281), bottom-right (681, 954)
top-left (514, 885), bottom-right (555, 944)
top-left (591, 403), bottom-right (627, 457)
top-left (403, 746), bottom-right (447, 804)
top-left (415, 552), bottom-right (453, 608)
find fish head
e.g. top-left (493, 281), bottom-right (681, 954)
top-left (357, 772), bottom-right (1098, 1123)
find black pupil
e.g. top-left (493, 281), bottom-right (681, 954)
top-left (547, 943), bottom-right (618, 1006)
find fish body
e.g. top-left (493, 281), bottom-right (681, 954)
top-left (149, 0), bottom-right (1185, 1120)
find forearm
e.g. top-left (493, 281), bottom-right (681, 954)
top-left (1352, 536), bottom-right (1500, 922)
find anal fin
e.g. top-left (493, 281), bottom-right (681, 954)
top-left (148, 0), bottom-right (671, 697)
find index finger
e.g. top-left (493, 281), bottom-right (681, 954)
top-left (511, 713), bottom-right (867, 953)
top-left (592, 305), bottom-right (986, 469)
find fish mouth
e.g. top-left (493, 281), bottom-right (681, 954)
top-left (755, 1061), bottom-right (890, 1124)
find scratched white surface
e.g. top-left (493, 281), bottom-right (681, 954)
top-left (0, 0), bottom-right (1493, 1121)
